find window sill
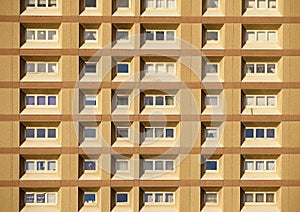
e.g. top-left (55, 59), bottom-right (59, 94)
top-left (112, 42), bottom-right (135, 49)
top-left (79, 206), bottom-right (101, 212)
top-left (112, 108), bottom-right (134, 115)
top-left (241, 205), bottom-right (280, 212)
top-left (201, 206), bottom-right (223, 212)
top-left (141, 74), bottom-right (180, 82)
top-left (243, 10), bottom-right (282, 17)
top-left (202, 76), bottom-right (223, 82)
top-left (111, 173), bottom-right (134, 180)
top-left (202, 108), bottom-right (224, 115)
top-left (21, 206), bottom-right (60, 212)
top-left (21, 108), bottom-right (60, 115)
top-left (21, 42), bottom-right (60, 49)
top-left (21, 75), bottom-right (61, 82)
top-left (80, 75), bottom-right (102, 82)
top-left (112, 75), bottom-right (134, 82)
top-left (202, 140), bottom-right (223, 148)
top-left (141, 173), bottom-right (178, 180)
top-left (141, 108), bottom-right (179, 115)
top-left (201, 173), bottom-right (223, 180)
top-left (79, 173), bottom-right (101, 180)
top-left (242, 140), bottom-right (281, 148)
top-left (111, 206), bottom-right (133, 212)
top-left (21, 9), bottom-right (61, 16)
top-left (21, 140), bottom-right (61, 148)
top-left (241, 172), bottom-right (280, 180)
top-left (80, 108), bottom-right (101, 115)
top-left (140, 205), bottom-right (178, 212)
top-left (202, 10), bottom-right (224, 17)
top-left (80, 140), bottom-right (102, 148)
top-left (242, 75), bottom-right (281, 82)
top-left (141, 139), bottom-right (178, 147)
top-left (243, 43), bottom-right (281, 49)
top-left (113, 9), bottom-right (134, 16)
top-left (141, 9), bottom-right (180, 16)
top-left (80, 43), bottom-right (101, 49)
top-left (21, 173), bottom-right (60, 180)
top-left (80, 10), bottom-right (102, 16)
top-left (242, 108), bottom-right (281, 115)
top-left (202, 43), bottom-right (224, 49)
top-left (141, 42), bottom-right (180, 50)
top-left (112, 140), bottom-right (135, 147)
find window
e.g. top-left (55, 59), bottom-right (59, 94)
top-left (144, 160), bottom-right (175, 171)
top-left (245, 192), bottom-right (275, 204)
top-left (145, 127), bottom-right (175, 139)
top-left (145, 63), bottom-right (176, 74)
top-left (207, 0), bottom-right (219, 8)
top-left (26, 0), bottom-right (57, 8)
top-left (25, 193), bottom-right (57, 205)
top-left (205, 160), bottom-right (218, 171)
top-left (84, 63), bottom-right (97, 74)
top-left (245, 63), bottom-right (276, 74)
top-left (246, 30), bottom-right (277, 42)
top-left (116, 127), bottom-right (129, 139)
top-left (26, 95), bottom-right (57, 107)
top-left (205, 128), bottom-right (218, 140)
top-left (206, 30), bottom-right (219, 42)
top-left (84, 193), bottom-right (96, 205)
top-left (84, 127), bottom-right (97, 139)
top-left (26, 62), bottom-right (57, 74)
top-left (145, 30), bottom-right (175, 41)
top-left (117, 0), bottom-right (130, 8)
top-left (245, 128), bottom-right (276, 139)
top-left (245, 95), bottom-right (276, 107)
top-left (145, 95), bottom-right (175, 106)
top-left (117, 63), bottom-right (129, 74)
top-left (205, 193), bottom-right (218, 204)
top-left (116, 95), bottom-right (129, 107)
top-left (117, 30), bottom-right (129, 41)
top-left (85, 0), bottom-right (97, 8)
top-left (244, 160), bottom-right (276, 171)
top-left (116, 193), bottom-right (129, 204)
top-left (84, 160), bottom-right (97, 172)
top-left (25, 160), bottom-right (57, 172)
top-left (245, 0), bottom-right (277, 9)
top-left (26, 29), bottom-right (58, 41)
top-left (144, 192), bottom-right (174, 204)
top-left (205, 63), bottom-right (219, 75)
top-left (145, 0), bottom-right (176, 8)
top-left (25, 127), bottom-right (57, 139)
top-left (84, 95), bottom-right (97, 107)
top-left (85, 30), bottom-right (98, 42)
top-left (116, 160), bottom-right (129, 171)
top-left (205, 95), bottom-right (219, 107)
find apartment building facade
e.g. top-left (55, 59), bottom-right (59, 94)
top-left (0, 0), bottom-right (300, 211)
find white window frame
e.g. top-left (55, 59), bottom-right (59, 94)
top-left (145, 30), bottom-right (176, 42)
top-left (115, 159), bottom-right (130, 172)
top-left (144, 192), bottom-right (175, 205)
top-left (204, 192), bottom-right (218, 205)
top-left (116, 30), bottom-right (130, 42)
top-left (26, 62), bottom-right (58, 74)
top-left (84, 0), bottom-right (98, 8)
top-left (116, 127), bottom-right (130, 139)
top-left (245, 63), bottom-right (277, 75)
top-left (84, 95), bottom-right (98, 108)
top-left (205, 127), bottom-right (219, 140)
top-left (244, 160), bottom-right (276, 172)
top-left (246, 30), bottom-right (278, 42)
top-left (83, 127), bottom-right (98, 140)
top-left (116, 62), bottom-right (130, 75)
top-left (84, 192), bottom-right (97, 205)
top-left (205, 63), bottom-right (219, 75)
top-left (25, 95), bottom-right (58, 108)
top-left (244, 192), bottom-right (276, 204)
top-left (84, 29), bottom-right (98, 42)
top-left (245, 95), bottom-right (277, 107)
top-left (245, 0), bottom-right (277, 9)
top-left (144, 95), bottom-right (176, 107)
top-left (26, 0), bottom-right (58, 8)
top-left (144, 159), bottom-right (175, 172)
top-left (116, 192), bottom-right (129, 204)
top-left (117, 0), bottom-right (130, 8)
top-left (26, 29), bottom-right (58, 41)
top-left (205, 95), bottom-right (219, 107)
top-left (25, 192), bottom-right (57, 205)
top-left (25, 127), bottom-right (57, 140)
top-left (84, 160), bottom-right (98, 173)
top-left (206, 30), bottom-right (220, 43)
top-left (144, 127), bottom-right (175, 139)
top-left (145, 0), bottom-right (176, 9)
top-left (84, 62), bottom-right (98, 75)
top-left (245, 127), bottom-right (276, 139)
top-left (116, 95), bottom-right (130, 108)
top-left (145, 62), bottom-right (176, 75)
top-left (25, 160), bottom-right (57, 173)
top-left (205, 160), bottom-right (219, 172)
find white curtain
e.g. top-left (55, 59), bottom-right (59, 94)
top-left (146, 0), bottom-right (154, 8)
top-left (256, 161), bottom-right (264, 170)
top-left (47, 193), bottom-right (56, 203)
top-left (266, 161), bottom-right (275, 170)
top-left (245, 161), bottom-right (254, 170)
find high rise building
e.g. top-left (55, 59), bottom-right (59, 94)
top-left (0, 0), bottom-right (300, 211)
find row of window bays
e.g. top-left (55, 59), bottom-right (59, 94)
top-left (19, 186), bottom-right (281, 211)
top-left (20, 23), bottom-right (286, 49)
top-left (20, 55), bottom-right (284, 82)
top-left (19, 154), bottom-right (282, 180)
top-left (20, 0), bottom-right (284, 17)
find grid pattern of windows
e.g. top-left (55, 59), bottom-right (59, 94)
top-left (144, 160), bottom-right (175, 171)
top-left (26, 0), bottom-right (57, 8)
top-left (145, 63), bottom-right (176, 74)
top-left (25, 193), bottom-right (57, 204)
top-left (245, 128), bottom-right (276, 139)
top-left (245, 63), bottom-right (276, 74)
top-left (144, 192), bottom-right (174, 204)
top-left (145, 95), bottom-right (175, 106)
top-left (144, 127), bottom-right (175, 139)
top-left (25, 160), bottom-right (57, 172)
top-left (145, 0), bottom-right (176, 8)
top-left (25, 127), bottom-right (57, 139)
top-left (245, 95), bottom-right (276, 107)
top-left (26, 95), bottom-right (57, 107)
top-left (26, 62), bottom-right (57, 73)
top-left (26, 29), bottom-right (57, 41)
top-left (245, 192), bottom-right (275, 203)
top-left (244, 160), bottom-right (276, 171)
top-left (245, 0), bottom-right (277, 9)
top-left (145, 30), bottom-right (175, 41)
top-left (246, 30), bottom-right (277, 42)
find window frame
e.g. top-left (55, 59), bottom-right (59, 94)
top-left (84, 29), bottom-right (98, 42)
top-left (84, 62), bottom-right (98, 75)
top-left (26, 0), bottom-right (58, 8)
top-left (245, 127), bottom-right (276, 139)
top-left (205, 160), bottom-right (219, 172)
top-left (144, 95), bottom-right (176, 107)
top-left (83, 160), bottom-right (98, 173)
top-left (144, 127), bottom-right (175, 139)
top-left (26, 62), bottom-right (58, 74)
top-left (205, 63), bottom-right (219, 75)
top-left (25, 192), bottom-right (57, 205)
top-left (144, 62), bottom-right (176, 75)
top-left (115, 159), bottom-right (130, 172)
top-left (204, 192), bottom-right (218, 205)
top-left (205, 95), bottom-right (219, 107)
top-left (116, 29), bottom-right (130, 42)
top-left (25, 95), bottom-right (58, 108)
top-left (25, 160), bottom-right (57, 173)
top-left (145, 30), bottom-right (176, 42)
top-left (244, 63), bottom-right (277, 75)
top-left (116, 62), bottom-right (130, 75)
top-left (116, 95), bottom-right (130, 108)
top-left (116, 127), bottom-right (130, 139)
top-left (244, 95), bottom-right (277, 107)
top-left (144, 159), bottom-right (175, 172)
top-left (244, 192), bottom-right (276, 204)
top-left (246, 30), bottom-right (278, 42)
top-left (84, 95), bottom-right (98, 108)
top-left (206, 30), bottom-right (220, 43)
top-left (26, 29), bottom-right (58, 42)
top-left (205, 127), bottom-right (219, 140)
top-left (144, 192), bottom-right (175, 205)
top-left (244, 159), bottom-right (276, 172)
top-left (145, 0), bottom-right (176, 9)
top-left (25, 127), bottom-right (58, 140)
top-left (84, 0), bottom-right (98, 9)
top-left (245, 0), bottom-right (278, 9)
top-left (83, 192), bottom-right (97, 205)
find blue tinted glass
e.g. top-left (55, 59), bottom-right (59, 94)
top-left (25, 194), bottom-right (34, 203)
top-left (36, 194), bottom-right (45, 203)
top-left (206, 161), bottom-right (217, 170)
top-left (245, 129), bottom-right (254, 138)
top-left (145, 97), bottom-right (153, 105)
top-left (256, 129), bottom-right (264, 138)
top-left (266, 129), bottom-right (275, 138)
top-left (48, 129), bottom-right (56, 138)
top-left (117, 64), bottom-right (129, 74)
top-left (26, 129), bottom-right (35, 138)
top-left (26, 96), bottom-right (35, 105)
top-left (166, 129), bottom-right (174, 138)
top-left (84, 194), bottom-right (96, 203)
top-left (37, 129), bottom-right (46, 138)
top-left (117, 193), bottom-right (128, 203)
top-left (84, 161), bottom-right (96, 170)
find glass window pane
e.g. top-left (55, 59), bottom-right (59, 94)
top-left (117, 128), bottom-right (129, 138)
top-left (37, 30), bottom-right (46, 40)
top-left (166, 128), bottom-right (174, 138)
top-left (245, 64), bottom-right (254, 74)
top-left (48, 161), bottom-right (56, 171)
top-left (165, 193), bottom-right (174, 202)
top-left (268, 0), bottom-right (277, 8)
top-left (116, 160), bottom-right (129, 171)
top-left (155, 193), bottom-right (164, 202)
top-left (37, 129), bottom-right (46, 138)
top-left (85, 96), bottom-right (97, 106)
top-left (205, 193), bottom-right (217, 203)
top-left (37, 64), bottom-right (46, 73)
top-left (155, 161), bottom-right (164, 170)
top-left (246, 96), bottom-right (254, 106)
top-left (166, 64), bottom-right (175, 73)
top-left (84, 161), bottom-right (96, 170)
top-left (266, 161), bottom-right (275, 170)
top-left (207, 31), bottom-right (218, 41)
top-left (144, 161), bottom-right (153, 170)
top-left (256, 64), bottom-right (265, 73)
top-left (165, 161), bottom-right (174, 170)
top-left (37, 0), bottom-right (46, 7)
top-left (245, 129), bottom-right (254, 138)
top-left (37, 161), bottom-right (45, 170)
top-left (116, 193), bottom-right (128, 202)
top-left (156, 31), bottom-right (165, 41)
top-left (85, 31), bottom-right (97, 41)
top-left (26, 161), bottom-right (35, 171)
top-left (256, 129), bottom-right (265, 138)
top-left (247, 31), bottom-right (255, 42)
top-left (146, 0), bottom-right (154, 7)
top-left (37, 96), bottom-right (46, 105)
top-left (146, 64), bottom-right (155, 73)
top-left (257, 31), bottom-right (266, 41)
top-left (26, 0), bottom-right (36, 7)
top-left (206, 96), bottom-right (218, 106)
top-left (26, 63), bottom-right (35, 72)
top-left (48, 63), bottom-right (57, 73)
top-left (144, 193), bottom-right (153, 202)
top-left (266, 193), bottom-right (275, 202)
top-left (255, 193), bottom-right (264, 202)
top-left (48, 129), bottom-right (56, 138)
top-left (26, 96), bottom-right (35, 105)
top-left (117, 31), bottom-right (129, 41)
top-left (155, 96), bottom-right (164, 105)
top-left (206, 128), bottom-right (218, 139)
top-left (85, 0), bottom-right (96, 7)
top-left (48, 31), bottom-right (57, 40)
top-left (267, 96), bottom-right (276, 106)
top-left (117, 0), bottom-right (129, 7)
top-left (256, 161), bottom-right (265, 170)
top-left (156, 64), bottom-right (165, 72)
top-left (267, 64), bottom-right (276, 73)
top-left (246, 0), bottom-right (255, 8)
top-left (257, 0), bottom-right (266, 8)
top-left (267, 129), bottom-right (275, 138)
top-left (27, 30), bottom-right (35, 40)
top-left (245, 161), bottom-right (254, 170)
top-left (48, 0), bottom-right (57, 7)
top-left (167, 0), bottom-right (175, 8)
top-left (84, 193), bottom-right (96, 204)
top-left (117, 64), bottom-right (129, 74)
top-left (145, 128), bottom-right (153, 138)
top-left (146, 31), bottom-right (154, 40)
top-left (207, 0), bottom-right (219, 8)
top-left (155, 128), bottom-right (164, 138)
top-left (165, 96), bottom-right (175, 105)
top-left (206, 64), bottom-right (218, 74)
top-left (117, 96), bottom-right (129, 106)
top-left (206, 161), bottom-right (217, 171)
top-left (26, 129), bottom-right (35, 138)
top-left (245, 193), bottom-right (254, 202)
top-left (84, 128), bottom-right (97, 138)
top-left (85, 64), bottom-right (97, 73)
top-left (145, 96), bottom-right (153, 106)
top-left (156, 0), bottom-right (165, 8)
top-left (47, 193), bottom-right (56, 203)
top-left (268, 31), bottom-right (277, 42)
top-left (256, 96), bottom-right (266, 106)
top-left (48, 96), bottom-right (56, 105)
top-left (25, 194), bottom-right (35, 203)
top-left (166, 31), bottom-right (175, 41)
